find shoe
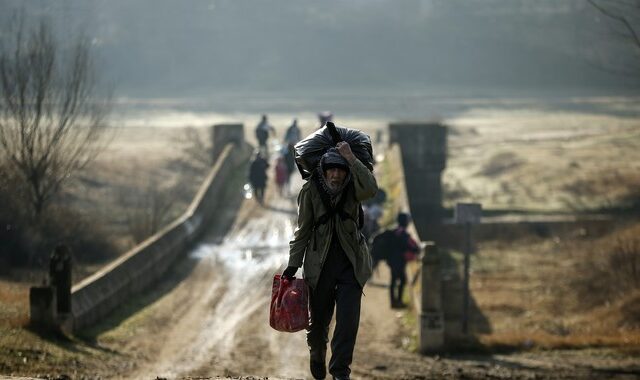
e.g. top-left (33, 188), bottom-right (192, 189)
top-left (333, 376), bottom-right (350, 380)
top-left (311, 359), bottom-right (326, 379)
top-left (310, 348), bottom-right (327, 379)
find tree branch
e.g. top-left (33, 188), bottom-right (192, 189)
top-left (588, 0), bottom-right (640, 54)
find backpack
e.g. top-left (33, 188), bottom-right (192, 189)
top-left (370, 229), bottom-right (398, 263)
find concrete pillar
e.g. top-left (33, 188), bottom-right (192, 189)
top-left (49, 245), bottom-right (72, 314)
top-left (29, 286), bottom-right (57, 328)
top-left (388, 123), bottom-right (447, 241)
top-left (211, 123), bottom-right (244, 163)
top-left (419, 242), bottom-right (444, 353)
top-left (442, 275), bottom-right (464, 339)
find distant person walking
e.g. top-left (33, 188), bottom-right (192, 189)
top-left (284, 118), bottom-right (301, 146)
top-left (274, 155), bottom-right (289, 196)
top-left (282, 142), bottom-right (378, 380)
top-left (255, 114), bottom-right (276, 156)
top-left (283, 143), bottom-right (297, 175)
top-left (384, 212), bottom-right (419, 309)
top-left (282, 143), bottom-right (297, 195)
top-left (362, 202), bottom-right (383, 245)
top-left (249, 151), bottom-right (269, 204)
top-left (317, 111), bottom-right (333, 128)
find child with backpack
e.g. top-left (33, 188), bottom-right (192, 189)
top-left (371, 212), bottom-right (420, 309)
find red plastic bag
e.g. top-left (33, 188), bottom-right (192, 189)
top-left (269, 274), bottom-right (310, 332)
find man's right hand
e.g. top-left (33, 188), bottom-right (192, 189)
top-left (336, 141), bottom-right (356, 165)
top-left (282, 266), bottom-right (298, 279)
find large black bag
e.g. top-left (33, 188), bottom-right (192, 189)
top-left (294, 122), bottom-right (374, 179)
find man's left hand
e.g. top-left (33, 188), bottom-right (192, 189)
top-left (336, 141), bottom-right (356, 165)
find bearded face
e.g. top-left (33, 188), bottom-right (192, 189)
top-left (324, 167), bottom-right (347, 192)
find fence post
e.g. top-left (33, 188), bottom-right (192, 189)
top-left (454, 203), bottom-right (482, 335)
top-left (419, 242), bottom-right (444, 353)
top-left (211, 123), bottom-right (245, 163)
top-left (29, 286), bottom-right (57, 328)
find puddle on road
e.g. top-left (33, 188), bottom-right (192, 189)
top-left (152, 199), bottom-right (307, 378)
top-left (189, 214), bottom-right (294, 273)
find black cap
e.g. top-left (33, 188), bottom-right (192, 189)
top-left (320, 148), bottom-right (349, 172)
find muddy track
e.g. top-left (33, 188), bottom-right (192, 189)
top-left (125, 182), bottom-right (307, 379)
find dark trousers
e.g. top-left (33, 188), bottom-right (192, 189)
top-left (258, 139), bottom-right (268, 156)
top-left (389, 264), bottom-right (406, 307)
top-left (307, 243), bottom-right (362, 378)
top-left (254, 185), bottom-right (265, 203)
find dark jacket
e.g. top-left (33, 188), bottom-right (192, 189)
top-left (249, 156), bottom-right (269, 187)
top-left (288, 159), bottom-right (378, 289)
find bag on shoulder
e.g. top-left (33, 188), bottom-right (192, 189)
top-left (294, 122), bottom-right (374, 179)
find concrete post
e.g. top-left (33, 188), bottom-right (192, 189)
top-left (49, 245), bottom-right (72, 315)
top-left (29, 286), bottom-right (57, 328)
top-left (419, 242), bottom-right (444, 353)
top-left (211, 123), bottom-right (244, 163)
top-left (388, 123), bottom-right (447, 241)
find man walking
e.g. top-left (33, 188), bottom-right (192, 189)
top-left (284, 118), bottom-right (301, 146)
top-left (282, 141), bottom-right (377, 380)
top-left (385, 212), bottom-right (419, 309)
top-left (248, 151), bottom-right (269, 204)
top-left (255, 114), bottom-right (275, 155)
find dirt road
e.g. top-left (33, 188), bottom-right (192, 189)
top-left (123, 181), bottom-right (307, 379)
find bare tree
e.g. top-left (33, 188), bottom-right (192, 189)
top-left (119, 173), bottom-right (176, 245)
top-left (587, 0), bottom-right (640, 74)
top-left (0, 17), bottom-right (110, 218)
top-left (177, 127), bottom-right (213, 172)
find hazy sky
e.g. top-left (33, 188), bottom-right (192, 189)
top-left (1, 0), bottom-right (637, 97)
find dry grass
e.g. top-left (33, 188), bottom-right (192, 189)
top-left (378, 145), bottom-right (410, 229)
top-left (0, 281), bottom-right (30, 328)
top-left (463, 224), bottom-right (640, 351)
top-left (567, 224), bottom-right (640, 322)
top-left (478, 330), bottom-right (640, 353)
top-left (562, 171), bottom-right (640, 212)
top-left (444, 111), bottom-right (640, 211)
top-left (478, 151), bottom-right (525, 177)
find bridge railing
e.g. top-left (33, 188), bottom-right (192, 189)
top-left (31, 124), bottom-right (251, 332)
top-left (384, 142), bottom-right (445, 353)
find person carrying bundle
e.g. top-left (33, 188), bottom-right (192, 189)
top-left (282, 122), bottom-right (377, 380)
